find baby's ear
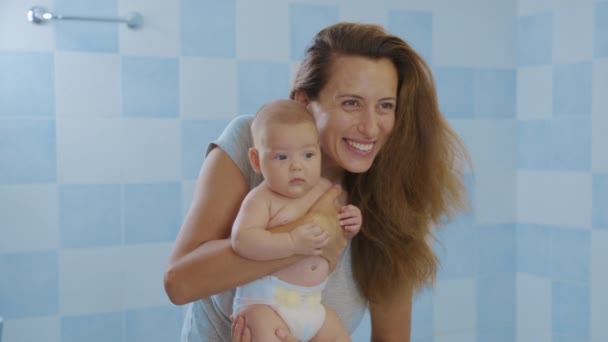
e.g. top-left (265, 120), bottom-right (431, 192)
top-left (248, 147), bottom-right (262, 174)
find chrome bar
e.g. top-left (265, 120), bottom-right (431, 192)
top-left (27, 6), bottom-right (143, 30)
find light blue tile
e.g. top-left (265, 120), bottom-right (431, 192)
top-left (59, 185), bottom-right (121, 248)
top-left (289, 3), bottom-right (339, 61)
top-left (237, 60), bottom-right (290, 115)
top-left (595, 2), bottom-right (608, 57)
top-left (61, 312), bottom-right (123, 342)
top-left (452, 174), bottom-right (475, 225)
top-left (518, 13), bottom-right (552, 66)
top-left (0, 252), bottom-right (58, 319)
top-left (181, 0), bottom-right (235, 57)
top-left (551, 227), bottom-right (590, 283)
top-left (124, 183), bottom-right (181, 244)
top-left (553, 62), bottom-right (592, 116)
top-left (474, 69), bottom-right (516, 119)
top-left (0, 120), bottom-right (56, 184)
top-left (125, 306), bottom-right (183, 342)
top-left (553, 334), bottom-right (588, 342)
top-left (476, 328), bottom-right (515, 342)
top-left (517, 117), bottom-right (591, 171)
top-left (182, 119), bottom-right (231, 179)
top-left (434, 67), bottom-right (475, 118)
top-left (122, 57), bottom-right (179, 118)
top-left (436, 224), bottom-right (477, 280)
top-left (517, 224), bottom-right (552, 277)
top-left (553, 281), bottom-right (590, 340)
top-left (411, 288), bottom-right (433, 340)
top-left (593, 174), bottom-right (608, 228)
top-left (54, 0), bottom-right (118, 53)
top-left (478, 224), bottom-right (515, 275)
top-left (388, 11), bottom-right (433, 63)
top-left (477, 273), bottom-right (515, 330)
top-left (0, 52), bottom-right (54, 117)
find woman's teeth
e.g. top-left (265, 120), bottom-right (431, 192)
top-left (346, 140), bottom-right (373, 152)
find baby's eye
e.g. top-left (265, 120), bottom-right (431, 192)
top-left (275, 154), bottom-right (287, 160)
top-left (304, 152), bottom-right (314, 159)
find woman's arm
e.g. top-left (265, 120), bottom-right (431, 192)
top-left (163, 148), bottom-right (344, 305)
top-left (369, 285), bottom-right (413, 342)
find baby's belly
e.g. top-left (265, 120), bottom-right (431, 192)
top-left (272, 256), bottom-right (328, 287)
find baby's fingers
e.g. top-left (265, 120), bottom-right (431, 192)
top-left (340, 217), bottom-right (360, 227)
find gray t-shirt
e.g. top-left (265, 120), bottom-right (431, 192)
top-left (180, 115), bottom-right (367, 341)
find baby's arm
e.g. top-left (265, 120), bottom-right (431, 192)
top-left (231, 191), bottom-right (329, 261)
top-left (339, 204), bottom-right (362, 240)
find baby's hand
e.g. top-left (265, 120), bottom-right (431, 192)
top-left (289, 222), bottom-right (329, 256)
top-left (339, 205), bottom-right (362, 239)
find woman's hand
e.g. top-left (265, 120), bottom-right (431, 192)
top-left (309, 185), bottom-right (348, 272)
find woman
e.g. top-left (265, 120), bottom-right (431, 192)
top-left (164, 22), bottom-right (468, 341)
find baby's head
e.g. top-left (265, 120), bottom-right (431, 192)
top-left (249, 99), bottom-right (321, 198)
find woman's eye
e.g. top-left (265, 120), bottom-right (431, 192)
top-left (343, 99), bottom-right (359, 107)
top-left (380, 102), bottom-right (395, 110)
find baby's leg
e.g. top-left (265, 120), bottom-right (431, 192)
top-left (239, 304), bottom-right (290, 342)
top-left (310, 305), bottom-right (351, 342)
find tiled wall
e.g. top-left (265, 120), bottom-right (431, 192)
top-left (0, 0), bottom-right (603, 341)
top-left (515, 0), bottom-right (608, 342)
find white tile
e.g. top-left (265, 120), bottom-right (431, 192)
top-left (55, 52), bottom-right (121, 118)
top-left (433, 0), bottom-right (516, 67)
top-left (592, 59), bottom-right (608, 173)
top-left (591, 230), bottom-right (608, 342)
top-left (0, 185), bottom-right (58, 253)
top-left (0, 0), bottom-right (54, 51)
top-left (517, 171), bottom-right (592, 228)
top-left (450, 120), bottom-right (516, 224)
top-left (180, 58), bottom-right (237, 119)
top-left (517, 0), bottom-right (554, 15)
top-left (181, 180), bottom-right (196, 219)
top-left (345, 0), bottom-right (436, 11)
top-left (433, 278), bottom-right (477, 334)
top-left (118, 0), bottom-right (179, 56)
top-left (123, 243), bottom-right (173, 309)
top-left (517, 66), bottom-right (552, 120)
top-left (57, 117), bottom-right (124, 183)
top-left (121, 118), bottom-right (181, 182)
top-left (3, 316), bottom-right (60, 342)
top-left (339, 5), bottom-right (387, 25)
top-left (59, 247), bottom-right (126, 315)
top-left (516, 274), bottom-right (552, 342)
top-left (552, 2), bottom-right (593, 64)
top-left (236, 0), bottom-right (289, 61)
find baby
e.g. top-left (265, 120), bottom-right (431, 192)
top-left (231, 99), bottom-right (361, 341)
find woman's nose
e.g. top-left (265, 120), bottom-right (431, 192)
top-left (358, 109), bottom-right (379, 137)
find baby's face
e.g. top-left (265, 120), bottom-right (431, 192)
top-left (258, 122), bottom-right (321, 198)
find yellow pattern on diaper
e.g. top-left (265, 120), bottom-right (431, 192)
top-left (274, 286), bottom-right (321, 308)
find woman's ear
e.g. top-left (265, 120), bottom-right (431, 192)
top-left (248, 147), bottom-right (262, 174)
top-left (293, 90), bottom-right (310, 108)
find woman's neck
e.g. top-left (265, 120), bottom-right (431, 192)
top-left (321, 153), bottom-right (344, 184)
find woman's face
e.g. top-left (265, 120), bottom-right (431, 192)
top-left (304, 55), bottom-right (398, 177)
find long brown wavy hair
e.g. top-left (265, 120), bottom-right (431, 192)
top-left (290, 22), bottom-right (470, 303)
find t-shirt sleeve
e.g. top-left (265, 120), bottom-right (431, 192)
top-left (206, 115), bottom-right (262, 190)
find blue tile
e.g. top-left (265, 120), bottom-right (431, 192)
top-left (436, 225), bottom-right (477, 279)
top-left (552, 281), bottom-right (590, 340)
top-left (595, 2), bottom-right (608, 57)
top-left (54, 0), bottom-right (118, 53)
top-left (124, 183), bottom-right (181, 244)
top-left (477, 328), bottom-right (515, 342)
top-left (237, 60), bottom-right (290, 115)
top-left (593, 174), bottom-right (608, 228)
top-left (125, 306), bottom-right (183, 342)
top-left (517, 117), bottom-right (591, 171)
top-left (477, 273), bottom-right (515, 330)
top-left (388, 11), bottom-right (433, 63)
top-left (59, 185), bottom-right (121, 248)
top-left (474, 69), bottom-right (516, 119)
top-left (182, 119), bottom-right (231, 179)
top-left (181, 0), bottom-right (235, 57)
top-left (411, 288), bottom-right (433, 340)
top-left (0, 120), bottom-right (56, 184)
top-left (518, 13), bottom-right (552, 66)
top-left (553, 62), bottom-right (592, 116)
top-left (478, 224), bottom-right (516, 275)
top-left (61, 312), bottom-right (124, 342)
top-left (551, 227), bottom-right (590, 283)
top-left (517, 224), bottom-right (551, 277)
top-left (122, 57), bottom-right (179, 118)
top-left (452, 174), bottom-right (475, 224)
top-left (0, 252), bottom-right (58, 319)
top-left (434, 67), bottom-right (475, 118)
top-left (289, 4), bottom-right (339, 61)
top-left (0, 52), bottom-right (54, 117)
